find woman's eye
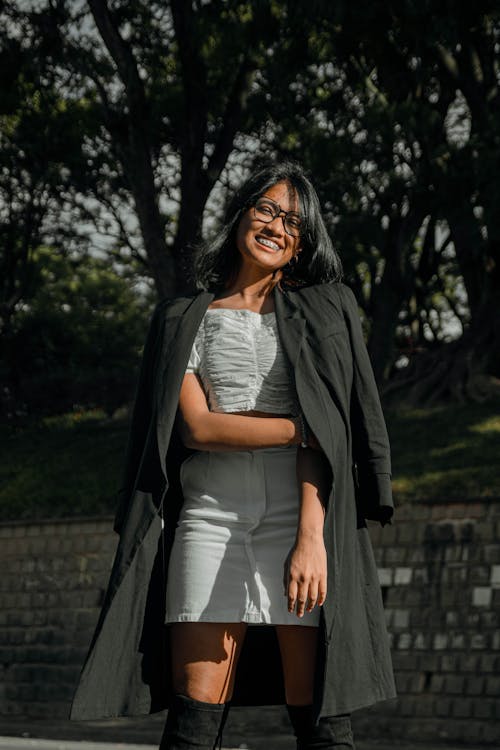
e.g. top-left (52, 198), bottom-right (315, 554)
top-left (256, 204), bottom-right (274, 217)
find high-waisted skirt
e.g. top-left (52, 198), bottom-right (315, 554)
top-left (165, 444), bottom-right (320, 626)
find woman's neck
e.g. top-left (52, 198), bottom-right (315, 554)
top-left (224, 271), bottom-right (277, 305)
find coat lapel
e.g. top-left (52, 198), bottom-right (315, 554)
top-left (273, 284), bottom-right (307, 368)
top-left (274, 285), bottom-right (338, 479)
top-left (155, 291), bottom-right (214, 481)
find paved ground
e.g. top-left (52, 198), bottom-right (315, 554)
top-left (0, 742), bottom-right (156, 750)
top-left (0, 737), bottom-right (492, 750)
top-left (0, 742), bottom-right (153, 750)
top-left (0, 718), bottom-right (490, 750)
top-left (0, 734), bottom-right (491, 750)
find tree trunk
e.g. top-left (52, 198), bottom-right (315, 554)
top-left (446, 209), bottom-right (485, 319)
top-left (368, 207), bottom-right (427, 383)
top-left (88, 0), bottom-right (176, 299)
top-left (369, 275), bottom-right (405, 384)
top-left (125, 128), bottom-right (177, 299)
top-left (382, 278), bottom-right (500, 407)
top-left (172, 169), bottom-right (207, 295)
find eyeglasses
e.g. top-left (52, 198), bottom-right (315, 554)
top-left (253, 197), bottom-right (303, 238)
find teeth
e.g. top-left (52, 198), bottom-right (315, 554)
top-left (257, 236), bottom-right (280, 251)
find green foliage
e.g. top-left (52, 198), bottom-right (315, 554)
top-left (1, 248), bottom-right (154, 419)
top-left (2, 0), bottom-right (500, 403)
top-left (0, 9), bottom-right (98, 335)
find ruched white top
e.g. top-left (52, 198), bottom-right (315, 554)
top-left (185, 308), bottom-right (300, 415)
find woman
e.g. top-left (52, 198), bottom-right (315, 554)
top-left (70, 161), bottom-right (396, 750)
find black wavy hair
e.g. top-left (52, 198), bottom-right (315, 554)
top-left (193, 160), bottom-right (343, 292)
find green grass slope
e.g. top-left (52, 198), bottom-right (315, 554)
top-left (0, 410), bottom-right (127, 522)
top-left (387, 397), bottom-right (500, 502)
top-left (1, 398), bottom-right (499, 522)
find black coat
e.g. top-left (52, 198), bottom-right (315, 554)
top-left (70, 280), bottom-right (397, 721)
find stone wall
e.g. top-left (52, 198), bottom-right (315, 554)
top-left (0, 518), bottom-right (116, 720)
top-left (0, 500), bottom-right (499, 745)
top-left (356, 499), bottom-right (500, 746)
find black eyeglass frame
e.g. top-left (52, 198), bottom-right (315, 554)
top-left (252, 197), bottom-right (303, 238)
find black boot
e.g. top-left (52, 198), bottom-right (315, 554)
top-left (286, 704), bottom-right (355, 749)
top-left (160, 694), bottom-right (229, 750)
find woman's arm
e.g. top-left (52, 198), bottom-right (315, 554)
top-left (176, 372), bottom-right (302, 451)
top-left (284, 446), bottom-right (330, 618)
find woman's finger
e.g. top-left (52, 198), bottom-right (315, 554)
top-left (283, 559), bottom-right (289, 596)
top-left (287, 579), bottom-right (298, 614)
top-left (318, 576), bottom-right (327, 606)
top-left (295, 581), bottom-right (309, 618)
top-left (306, 581), bottom-right (319, 612)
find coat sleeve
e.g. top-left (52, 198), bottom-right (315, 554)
top-left (113, 302), bottom-right (164, 535)
top-left (339, 283), bottom-right (394, 526)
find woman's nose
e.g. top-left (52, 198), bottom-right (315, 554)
top-left (265, 214), bottom-right (285, 235)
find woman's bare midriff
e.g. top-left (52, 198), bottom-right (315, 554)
top-left (227, 410), bottom-right (294, 419)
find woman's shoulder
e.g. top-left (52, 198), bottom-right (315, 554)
top-left (153, 291), bottom-right (208, 320)
top-left (156, 293), bottom-right (195, 312)
top-left (287, 279), bottom-right (350, 307)
top-left (284, 280), bottom-right (362, 333)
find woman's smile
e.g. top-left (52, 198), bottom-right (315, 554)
top-left (254, 234), bottom-right (283, 253)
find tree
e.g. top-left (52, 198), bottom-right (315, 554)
top-left (62, 0), bottom-right (296, 296)
top-left (264, 1), bottom-right (500, 401)
top-left (4, 0), bottom-right (500, 408)
top-left (1, 248), bottom-right (153, 418)
top-left (0, 3), bottom-right (90, 336)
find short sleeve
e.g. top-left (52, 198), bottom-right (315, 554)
top-left (185, 337), bottom-right (201, 374)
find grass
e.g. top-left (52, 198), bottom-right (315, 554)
top-left (1, 397), bottom-right (500, 522)
top-left (386, 396), bottom-right (500, 503)
top-left (0, 409), bottom-right (128, 522)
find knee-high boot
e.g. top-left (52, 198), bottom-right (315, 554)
top-left (160, 694), bottom-right (230, 750)
top-left (286, 704), bottom-right (355, 750)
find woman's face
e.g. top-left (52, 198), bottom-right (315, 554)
top-left (235, 180), bottom-right (302, 275)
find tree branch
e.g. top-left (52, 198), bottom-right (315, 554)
top-left (87, 0), bottom-right (147, 118)
top-left (435, 43), bottom-right (459, 80)
top-left (206, 54), bottom-right (258, 185)
top-left (170, 0), bottom-right (208, 152)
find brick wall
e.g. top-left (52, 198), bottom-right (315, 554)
top-left (0, 518), bottom-right (116, 720)
top-left (0, 502), bottom-right (499, 745)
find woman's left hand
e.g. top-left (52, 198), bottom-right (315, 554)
top-left (283, 532), bottom-right (327, 618)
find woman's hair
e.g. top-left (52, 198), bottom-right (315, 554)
top-left (193, 160), bottom-right (343, 291)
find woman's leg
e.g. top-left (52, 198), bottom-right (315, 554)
top-left (276, 624), bottom-right (318, 705)
top-left (170, 622), bottom-right (247, 703)
top-left (276, 624), bottom-right (355, 749)
top-left (160, 622), bottom-right (247, 750)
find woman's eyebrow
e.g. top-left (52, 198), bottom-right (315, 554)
top-left (259, 195), bottom-right (301, 214)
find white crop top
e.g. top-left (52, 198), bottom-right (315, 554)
top-left (185, 308), bottom-right (300, 415)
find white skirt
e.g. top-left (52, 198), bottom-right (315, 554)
top-left (165, 445), bottom-right (321, 627)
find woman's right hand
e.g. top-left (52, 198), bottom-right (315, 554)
top-left (283, 532), bottom-right (328, 617)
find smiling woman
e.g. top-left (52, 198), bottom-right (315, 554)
top-left (194, 161), bottom-right (340, 299)
top-left (234, 181), bottom-right (303, 282)
top-left (70, 161), bottom-right (396, 750)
